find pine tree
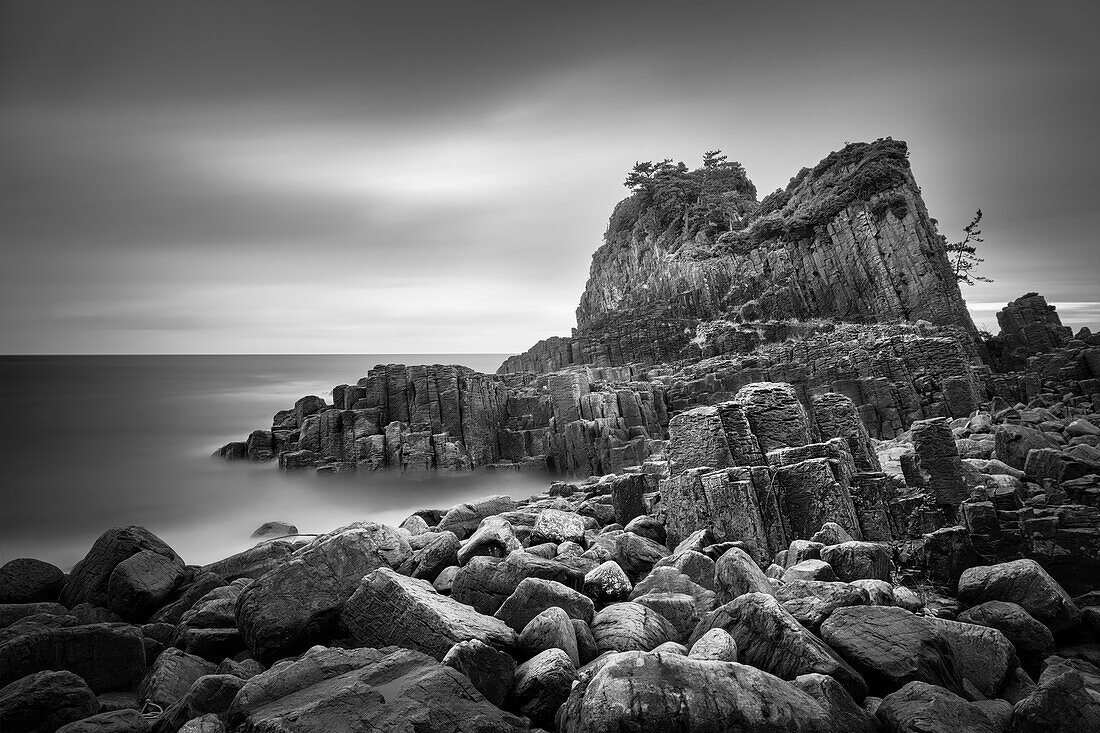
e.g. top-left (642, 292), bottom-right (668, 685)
top-left (946, 209), bottom-right (992, 285)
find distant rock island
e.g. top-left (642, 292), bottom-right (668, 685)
top-left (3, 140), bottom-right (1099, 731)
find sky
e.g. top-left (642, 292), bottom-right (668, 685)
top-left (1, 1), bottom-right (1097, 354)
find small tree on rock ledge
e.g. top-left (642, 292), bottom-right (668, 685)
top-left (947, 209), bottom-right (993, 285)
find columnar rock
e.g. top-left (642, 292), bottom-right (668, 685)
top-left (660, 465), bottom-right (782, 554)
top-left (910, 417), bottom-right (968, 510)
top-left (341, 568), bottom-right (517, 661)
top-left (667, 406), bottom-right (734, 476)
top-left (771, 456), bottom-right (862, 542)
top-left (812, 392), bottom-right (881, 472)
top-left (734, 382), bottom-right (813, 452)
top-left (995, 293), bottom-right (1073, 370)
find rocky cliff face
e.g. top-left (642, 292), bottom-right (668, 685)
top-left (500, 139), bottom-right (977, 375)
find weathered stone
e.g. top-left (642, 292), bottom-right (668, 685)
top-left (820, 541), bottom-right (891, 582)
top-left (792, 672), bottom-right (878, 733)
top-left (494, 577), bottom-right (594, 632)
top-left (820, 605), bottom-right (964, 697)
top-left (634, 592), bottom-right (700, 644)
top-left (957, 600), bottom-right (1055, 657)
top-left (995, 424), bottom-right (1060, 471)
top-left (107, 550), bottom-right (186, 622)
top-left (783, 559), bottom-right (837, 582)
top-left (667, 406), bottom-right (734, 476)
top-left (911, 418), bottom-right (968, 510)
top-left (690, 592), bottom-right (866, 699)
top-left (629, 565), bottom-right (716, 616)
top-left (438, 496), bottom-right (518, 539)
top-left (151, 674), bottom-right (246, 733)
top-left (715, 546), bottom-right (774, 603)
top-left (0, 670), bottom-right (99, 733)
top-left (876, 681), bottom-right (1000, 733)
top-left (922, 525), bottom-right (982, 589)
top-left (452, 552), bottom-right (584, 616)
top-left (510, 648), bottom-right (575, 728)
top-left (0, 622), bottom-right (146, 692)
top-left (56, 709), bottom-right (152, 733)
top-left (622, 515), bottom-right (665, 546)
top-left (139, 647), bottom-right (217, 710)
top-left (590, 602), bottom-right (677, 654)
top-left (235, 521), bottom-right (411, 663)
top-left (341, 567), bottom-right (516, 661)
top-left (608, 474), bottom-right (648, 526)
top-left (532, 509), bottom-right (586, 545)
top-left (441, 638), bottom-right (516, 708)
top-left (611, 531), bottom-right (668, 580)
top-left (457, 517), bottom-right (523, 565)
top-left (734, 382), bottom-right (812, 452)
top-left (517, 607), bottom-right (579, 666)
top-left (61, 527), bottom-right (183, 608)
top-left (201, 541), bottom-right (295, 582)
top-left (687, 627), bottom-right (738, 662)
top-left (813, 393), bottom-right (882, 473)
top-left (774, 580), bottom-right (870, 630)
top-left (582, 561), bottom-right (632, 603)
top-left (1009, 668), bottom-right (1100, 733)
top-left (401, 530), bottom-right (460, 582)
top-left (0, 558), bottom-right (65, 604)
top-left (930, 616), bottom-right (1017, 698)
top-left (958, 559), bottom-right (1081, 633)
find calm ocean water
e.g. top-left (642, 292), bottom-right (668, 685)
top-left (0, 354), bottom-right (552, 570)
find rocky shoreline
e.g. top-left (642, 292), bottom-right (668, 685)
top-left (3, 139), bottom-right (1099, 731)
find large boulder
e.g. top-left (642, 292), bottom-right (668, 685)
top-left (0, 670), bottom-right (99, 733)
top-left (494, 577), bottom-right (594, 632)
top-left (876, 681), bottom-right (1001, 733)
top-left (452, 552), bottom-right (584, 616)
top-left (56, 709), bottom-right (152, 733)
top-left (929, 617), bottom-right (1017, 698)
top-left (341, 567), bottom-right (516, 660)
top-left (958, 559), bottom-right (1081, 632)
top-left (820, 605), bottom-right (964, 697)
top-left (139, 647), bottom-right (217, 710)
top-left (457, 517), bottom-right (523, 565)
top-left (227, 646), bottom-right (529, 732)
top-left (441, 638), bottom-right (516, 707)
top-left (234, 521), bottom-right (411, 663)
top-left (629, 565), bottom-right (716, 616)
top-left (714, 546), bottom-right (774, 603)
top-left (107, 550), bottom-right (187, 622)
top-left (582, 561), bottom-right (632, 603)
top-left (201, 541), bottom-right (296, 582)
top-left (0, 622), bottom-right (146, 691)
top-left (1010, 667), bottom-right (1100, 733)
top-left (0, 558), bottom-right (65, 604)
top-left (61, 527), bottom-right (183, 608)
top-left (532, 509), bottom-right (586, 545)
top-left (791, 672), bottom-right (877, 733)
top-left (558, 650), bottom-right (838, 733)
top-left (957, 600), bottom-right (1055, 657)
top-left (399, 530), bottom-right (460, 582)
top-left (819, 542), bottom-right (891, 582)
top-left (509, 648), bottom-right (575, 728)
top-left (437, 496), bottom-right (517, 540)
top-left (518, 607), bottom-right (580, 666)
top-left (590, 602), bottom-right (677, 654)
top-left (773, 580), bottom-right (870, 630)
top-left (689, 592), bottom-right (866, 700)
top-left (994, 424), bottom-right (1059, 470)
top-left (151, 674), bottom-right (244, 733)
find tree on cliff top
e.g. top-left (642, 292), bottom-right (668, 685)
top-left (946, 209), bottom-right (993, 285)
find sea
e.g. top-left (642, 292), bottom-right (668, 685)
top-left (0, 354), bottom-right (553, 571)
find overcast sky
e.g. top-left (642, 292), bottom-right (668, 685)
top-left (2, 1), bottom-right (1097, 354)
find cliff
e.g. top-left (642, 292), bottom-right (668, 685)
top-left (500, 139), bottom-right (978, 375)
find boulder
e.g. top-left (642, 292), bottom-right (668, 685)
top-left (609, 474), bottom-right (648, 525)
top-left (250, 521), bottom-right (297, 539)
top-left (820, 542), bottom-right (891, 582)
top-left (995, 424), bottom-right (1058, 470)
top-left (611, 532), bottom-right (668, 580)
top-left (850, 579), bottom-right (895, 606)
top-left (437, 496), bottom-right (517, 539)
top-left (61, 527), bottom-right (183, 608)
top-left (177, 714), bottom-right (223, 733)
top-left (783, 559), bottom-right (837, 582)
top-left (509, 648), bottom-right (575, 728)
top-left (401, 530), bottom-right (460, 582)
top-left (774, 580), bottom-right (870, 630)
top-left (106, 550), bottom-right (187, 621)
top-left (714, 546), bottom-right (774, 603)
top-left (230, 646), bottom-right (529, 732)
top-left (690, 592), bottom-right (866, 700)
top-left (930, 616), bottom-right (1017, 698)
top-left (0, 602), bottom-right (68, 628)
top-left (532, 509), bottom-right (586, 545)
top-left (139, 647), bottom-right (217, 710)
top-left (688, 628), bottom-right (738, 662)
top-left (957, 600), bottom-right (1055, 657)
top-left (494, 577), bottom-right (594, 632)
top-left (734, 382), bottom-right (813, 452)
top-left (582, 561), bottom-right (632, 603)
top-left (0, 670), bottom-right (99, 733)
top-left (451, 552), bottom-right (584, 615)
top-left (56, 709), bottom-right (152, 733)
top-left (1011, 668), bottom-right (1100, 732)
top-left (441, 638), bottom-right (516, 707)
top-left (622, 515), bottom-right (666, 546)
top-left (633, 592), bottom-right (700, 644)
top-left (0, 622), bottom-right (146, 692)
top-left (341, 567), bottom-right (516, 660)
top-left (590, 602), bottom-right (677, 654)
top-left (0, 558), bottom-right (65, 604)
top-left (791, 672), bottom-right (878, 733)
top-left (149, 572), bottom-right (226, 625)
top-left (820, 605), bottom-right (964, 697)
top-left (151, 674), bottom-right (245, 733)
top-left (518, 607), bottom-right (579, 666)
top-left (558, 650), bottom-right (838, 733)
top-left (235, 521), bottom-right (411, 663)
top-left (958, 559), bottom-right (1081, 632)
top-left (457, 517), bottom-right (523, 565)
top-left (628, 566), bottom-right (716, 616)
top-left (876, 681), bottom-right (1000, 733)
top-left (201, 541), bottom-right (295, 582)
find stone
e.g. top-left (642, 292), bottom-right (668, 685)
top-left (558, 651), bottom-right (839, 733)
top-left (633, 592), bottom-right (700, 644)
top-left (811, 522), bottom-right (855, 546)
top-left (201, 541), bottom-right (295, 582)
top-left (106, 550), bottom-right (187, 622)
top-left (582, 561), bottom-right (632, 603)
top-left (0, 670), bottom-right (99, 733)
top-left (1009, 668), bottom-right (1100, 732)
top-left (922, 525), bottom-right (982, 589)
top-left (518, 607), bottom-right (579, 666)
top-left (774, 580), bottom-right (870, 630)
top-left (177, 715), bottom-right (223, 733)
top-left (400, 530), bottom-right (460, 582)
top-left (622, 515), bottom-right (666, 546)
top-left (690, 592), bottom-right (866, 699)
top-left (995, 424), bottom-right (1059, 470)
top-left (56, 709), bottom-right (152, 733)
top-left (734, 382), bottom-right (812, 452)
top-left (456, 517), bottom-right (523, 565)
top-left (850, 579), bottom-right (895, 605)
top-left (61, 526), bottom-right (183, 608)
top-left (250, 521), bottom-right (297, 539)
top-left (441, 638), bottom-right (516, 708)
top-left (590, 602), bottom-right (678, 654)
top-left (235, 521), bottom-right (411, 663)
top-left (0, 622), bottom-right (146, 692)
top-left (611, 531), bottom-right (668, 581)
top-left (0, 558), bottom-right (65, 604)
top-left (714, 546), bottom-right (774, 603)
top-left (532, 509), bottom-right (586, 545)
top-left (957, 600), bottom-right (1055, 657)
top-left (139, 647), bottom-right (217, 710)
top-left (910, 418), bottom-right (969, 509)
top-left (688, 627), bottom-right (738, 661)
top-left (0, 602), bottom-right (68, 627)
top-left (783, 559), bottom-right (837, 582)
top-left (438, 496), bottom-right (517, 540)
top-left (820, 605), bottom-right (964, 697)
top-left (609, 474), bottom-right (648, 525)
top-left (958, 559), bottom-right (1081, 633)
top-left (572, 619), bottom-right (599, 665)
top-left (494, 577), bottom-right (594, 632)
top-left (929, 616), bottom-right (1017, 698)
top-left (510, 648), bottom-right (576, 728)
top-left (451, 552), bottom-right (584, 616)
top-left (876, 681), bottom-right (1000, 733)
top-left (791, 672), bottom-right (878, 733)
top-left (151, 674), bottom-right (246, 733)
top-left (341, 567), bottom-right (516, 661)
top-left (666, 406), bottom-right (734, 476)
top-left (820, 541), bottom-right (891, 582)
top-left (149, 572), bottom-right (226, 625)
top-left (628, 565), bottom-right (716, 616)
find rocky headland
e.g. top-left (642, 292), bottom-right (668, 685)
top-left (3, 140), bottom-right (1099, 731)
